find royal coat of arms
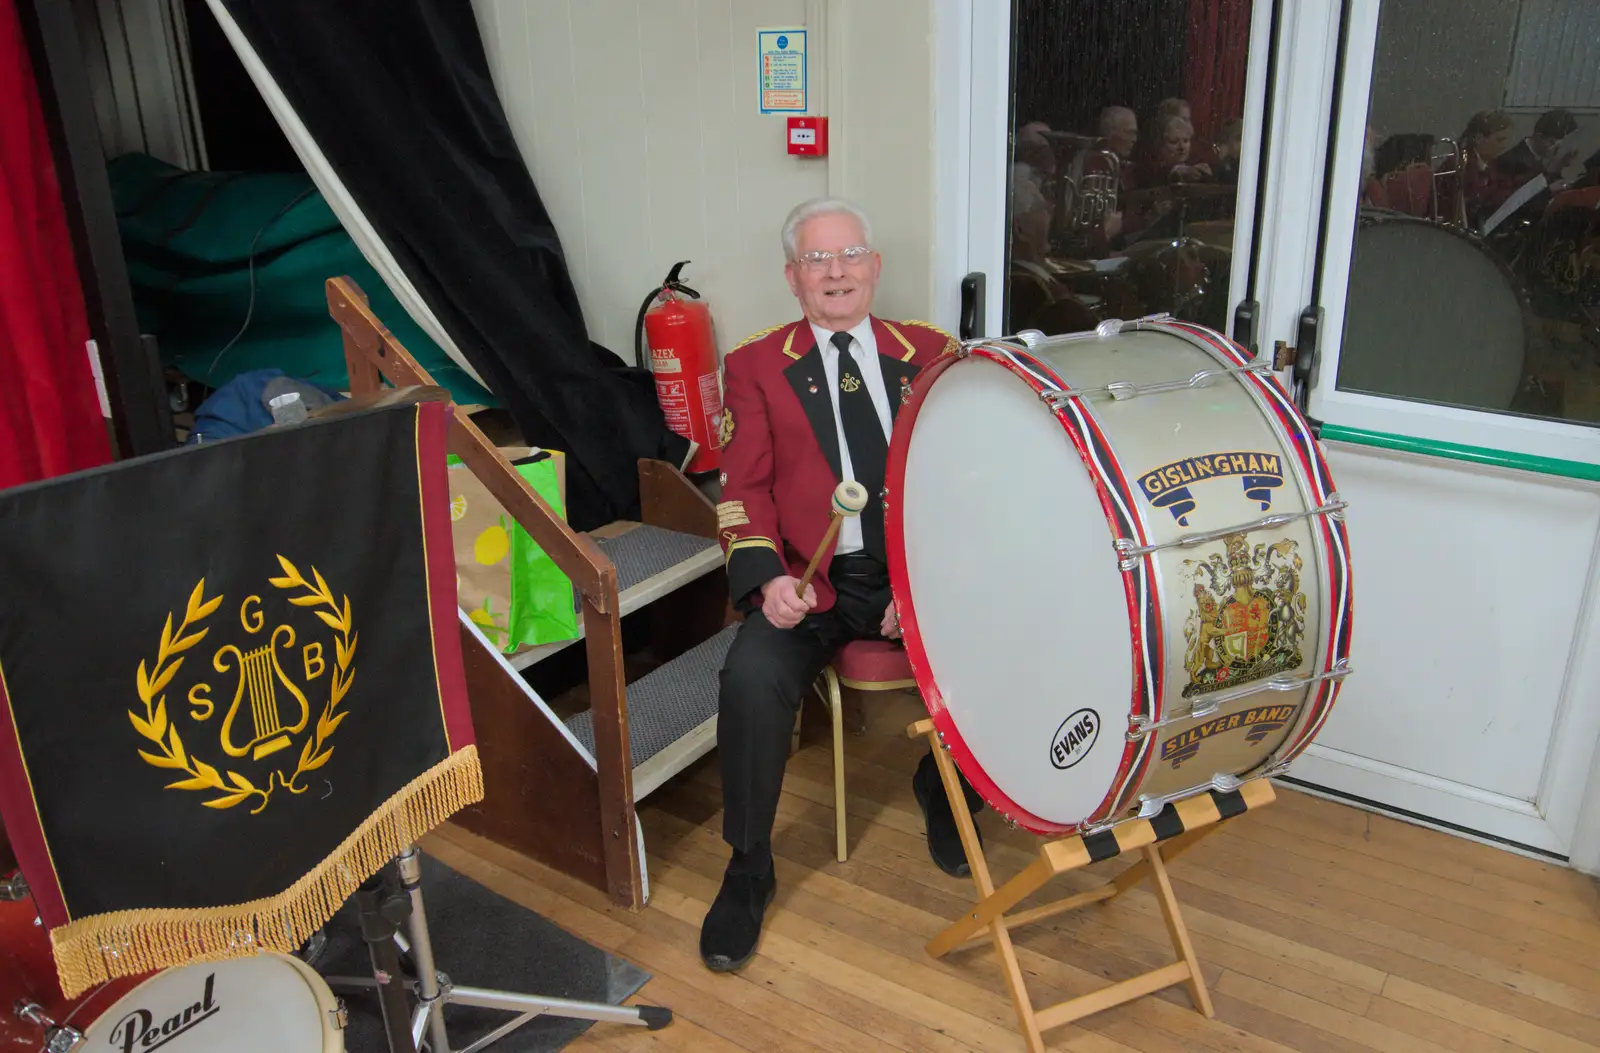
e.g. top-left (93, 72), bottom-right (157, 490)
top-left (1181, 532), bottom-right (1307, 698)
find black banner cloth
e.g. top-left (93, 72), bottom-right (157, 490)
top-left (0, 403), bottom-right (480, 995)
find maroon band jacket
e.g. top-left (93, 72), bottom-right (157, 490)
top-left (715, 316), bottom-right (957, 613)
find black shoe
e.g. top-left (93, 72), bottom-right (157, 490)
top-left (699, 862), bottom-right (776, 972)
top-left (913, 752), bottom-right (982, 878)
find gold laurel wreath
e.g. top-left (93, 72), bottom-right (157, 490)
top-left (270, 555), bottom-right (356, 795)
top-left (129, 557), bottom-right (355, 814)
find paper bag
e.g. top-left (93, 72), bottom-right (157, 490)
top-left (449, 448), bottom-right (578, 652)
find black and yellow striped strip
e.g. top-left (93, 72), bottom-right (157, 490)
top-left (1045, 779), bottom-right (1274, 873)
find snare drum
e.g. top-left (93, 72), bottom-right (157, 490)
top-left (887, 318), bottom-right (1353, 834)
top-left (1, 887), bottom-right (344, 1052)
top-left (1337, 210), bottom-right (1529, 411)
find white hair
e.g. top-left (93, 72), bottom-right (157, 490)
top-left (781, 197), bottom-right (873, 261)
top-left (1099, 105), bottom-right (1135, 136)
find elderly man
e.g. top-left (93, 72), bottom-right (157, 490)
top-left (701, 198), bottom-right (985, 972)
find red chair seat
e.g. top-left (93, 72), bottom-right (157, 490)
top-left (832, 640), bottom-right (915, 685)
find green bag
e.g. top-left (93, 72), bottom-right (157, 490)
top-left (448, 451), bottom-right (579, 653)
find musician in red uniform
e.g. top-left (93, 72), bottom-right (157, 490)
top-left (700, 198), bottom-right (984, 972)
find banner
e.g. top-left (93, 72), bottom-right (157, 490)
top-left (0, 402), bottom-right (481, 995)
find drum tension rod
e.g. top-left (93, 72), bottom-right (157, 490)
top-left (1114, 494), bottom-right (1347, 570)
top-left (1121, 763), bottom-right (1291, 824)
top-left (1126, 659), bottom-right (1353, 740)
top-left (1040, 359), bottom-right (1273, 405)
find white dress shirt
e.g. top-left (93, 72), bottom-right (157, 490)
top-left (809, 318), bottom-right (893, 556)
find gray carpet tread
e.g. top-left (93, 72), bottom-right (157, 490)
top-left (565, 625), bottom-right (736, 768)
top-left (594, 524), bottom-right (718, 595)
top-left (508, 524), bottom-right (721, 670)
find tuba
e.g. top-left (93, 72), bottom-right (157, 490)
top-left (1063, 148), bottom-right (1122, 234)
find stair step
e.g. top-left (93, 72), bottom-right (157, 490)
top-left (508, 523), bottom-right (721, 670)
top-left (564, 624), bottom-right (736, 801)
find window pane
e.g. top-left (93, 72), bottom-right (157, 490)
top-left (1004, 0), bottom-right (1257, 338)
top-left (1335, 0), bottom-right (1600, 424)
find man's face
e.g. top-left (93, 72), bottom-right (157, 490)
top-left (1106, 115), bottom-right (1138, 159)
top-left (785, 212), bottom-right (881, 329)
top-left (1478, 126), bottom-right (1513, 160)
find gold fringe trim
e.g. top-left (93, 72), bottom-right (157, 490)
top-left (49, 745), bottom-right (484, 998)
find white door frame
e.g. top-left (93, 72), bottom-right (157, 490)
top-left (931, 0), bottom-right (1600, 871)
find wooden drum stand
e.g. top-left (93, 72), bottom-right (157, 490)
top-left (908, 719), bottom-right (1276, 1052)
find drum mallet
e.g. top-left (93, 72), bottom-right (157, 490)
top-left (796, 480), bottom-right (870, 599)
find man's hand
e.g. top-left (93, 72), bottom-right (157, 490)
top-left (881, 601), bottom-right (902, 640)
top-left (762, 575), bottom-right (816, 629)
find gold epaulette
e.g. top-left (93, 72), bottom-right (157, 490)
top-left (728, 322), bottom-right (789, 354)
top-left (898, 319), bottom-right (959, 358)
top-left (899, 319), bottom-right (953, 337)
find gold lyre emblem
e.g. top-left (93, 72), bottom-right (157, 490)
top-left (128, 555), bottom-right (357, 814)
top-left (216, 625), bottom-right (311, 761)
top-left (839, 372), bottom-right (863, 394)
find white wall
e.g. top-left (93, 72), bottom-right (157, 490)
top-left (1367, 0), bottom-right (1522, 142)
top-left (472, 0), bottom-right (938, 365)
top-left (1367, 0), bottom-right (1600, 150)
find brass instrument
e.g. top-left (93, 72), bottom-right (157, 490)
top-left (1430, 136), bottom-right (1468, 228)
top-left (1063, 148), bottom-right (1122, 234)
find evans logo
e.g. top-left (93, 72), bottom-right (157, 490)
top-left (1050, 709), bottom-right (1100, 770)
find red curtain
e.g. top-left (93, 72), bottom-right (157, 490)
top-left (1184, 0), bottom-right (1252, 142)
top-left (0, 0), bottom-right (112, 491)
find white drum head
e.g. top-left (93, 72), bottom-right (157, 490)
top-left (83, 953), bottom-right (341, 1052)
top-left (895, 355), bottom-right (1133, 829)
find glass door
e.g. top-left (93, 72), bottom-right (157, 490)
top-left (962, 0), bottom-right (1277, 349)
top-left (1287, 0), bottom-right (1600, 858)
top-left (1311, 0), bottom-right (1600, 461)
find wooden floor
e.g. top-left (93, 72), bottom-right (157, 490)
top-left (427, 690), bottom-right (1600, 1053)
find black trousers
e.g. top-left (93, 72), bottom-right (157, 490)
top-left (718, 553), bottom-right (979, 858)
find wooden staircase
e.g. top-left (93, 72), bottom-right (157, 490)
top-left (326, 276), bottom-right (732, 910)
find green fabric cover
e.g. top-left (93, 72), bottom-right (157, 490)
top-left (108, 152), bottom-right (493, 406)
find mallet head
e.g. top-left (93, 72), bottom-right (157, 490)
top-left (832, 481), bottom-right (869, 517)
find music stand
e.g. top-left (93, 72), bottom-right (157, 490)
top-left (327, 845), bottom-right (670, 1053)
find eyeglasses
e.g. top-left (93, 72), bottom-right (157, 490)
top-left (794, 246), bottom-right (876, 270)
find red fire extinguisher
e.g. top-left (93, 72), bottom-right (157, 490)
top-left (636, 261), bottom-right (723, 474)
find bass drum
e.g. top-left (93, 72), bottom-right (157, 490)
top-left (1336, 210), bottom-right (1529, 411)
top-left (0, 888), bottom-right (343, 1052)
top-left (887, 318), bottom-right (1353, 834)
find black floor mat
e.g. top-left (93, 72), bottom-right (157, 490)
top-left (312, 853), bottom-right (652, 1052)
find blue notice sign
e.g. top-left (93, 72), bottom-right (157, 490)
top-left (757, 27), bottom-right (807, 114)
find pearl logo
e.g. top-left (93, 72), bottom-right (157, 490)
top-left (1050, 709), bottom-right (1100, 770)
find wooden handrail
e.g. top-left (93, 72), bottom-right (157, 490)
top-left (325, 279), bottom-right (610, 605)
top-left (325, 276), bottom-right (643, 908)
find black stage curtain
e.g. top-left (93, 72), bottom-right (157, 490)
top-left (221, 0), bottom-right (688, 530)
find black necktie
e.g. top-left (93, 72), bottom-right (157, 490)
top-left (832, 331), bottom-right (887, 561)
